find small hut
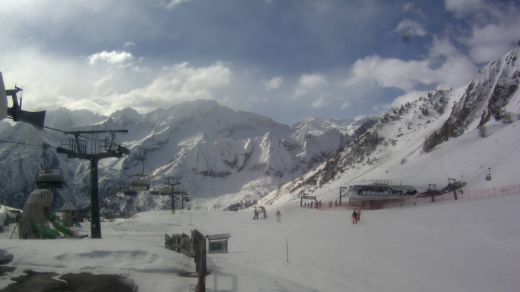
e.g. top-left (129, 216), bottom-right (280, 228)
top-left (60, 200), bottom-right (78, 227)
top-left (206, 233), bottom-right (231, 253)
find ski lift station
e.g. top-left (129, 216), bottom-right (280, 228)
top-left (340, 181), bottom-right (418, 203)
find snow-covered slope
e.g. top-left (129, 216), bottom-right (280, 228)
top-left (2, 195), bottom-right (520, 291)
top-left (262, 48), bottom-right (520, 206)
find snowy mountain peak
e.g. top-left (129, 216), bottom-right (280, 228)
top-left (109, 107), bottom-right (142, 122)
top-left (44, 107), bottom-right (106, 131)
top-left (424, 47), bottom-right (519, 152)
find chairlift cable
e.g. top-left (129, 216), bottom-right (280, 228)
top-left (4, 115), bottom-right (67, 134)
top-left (42, 125), bottom-right (67, 133)
top-left (463, 134), bottom-right (520, 182)
top-left (0, 138), bottom-right (60, 150)
top-left (0, 138), bottom-right (42, 148)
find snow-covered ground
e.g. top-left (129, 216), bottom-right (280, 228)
top-left (2, 194), bottom-right (520, 291)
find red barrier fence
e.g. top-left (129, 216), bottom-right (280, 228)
top-left (311, 184), bottom-right (520, 211)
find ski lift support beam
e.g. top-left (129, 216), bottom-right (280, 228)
top-left (162, 177), bottom-right (181, 212)
top-left (339, 187), bottom-right (349, 205)
top-left (56, 129), bottom-right (129, 239)
top-left (1, 72), bottom-right (47, 128)
top-left (300, 195), bottom-right (317, 207)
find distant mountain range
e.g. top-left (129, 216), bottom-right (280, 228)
top-left (1, 47), bottom-right (518, 215)
top-left (0, 99), bottom-right (365, 213)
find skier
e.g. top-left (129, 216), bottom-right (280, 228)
top-left (261, 206), bottom-right (267, 219)
top-left (276, 210), bottom-right (281, 222)
top-left (253, 207), bottom-right (259, 220)
top-left (352, 209), bottom-right (358, 224)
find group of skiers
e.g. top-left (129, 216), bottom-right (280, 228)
top-left (252, 200), bottom-right (362, 225)
top-left (253, 206), bottom-right (282, 222)
top-left (301, 201), bottom-right (322, 208)
top-left (253, 206), bottom-right (267, 220)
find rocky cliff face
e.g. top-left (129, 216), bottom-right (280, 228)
top-left (283, 90), bottom-right (451, 197)
top-left (424, 48), bottom-right (520, 152)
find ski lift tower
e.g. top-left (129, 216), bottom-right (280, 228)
top-left (151, 177), bottom-right (188, 213)
top-left (163, 177), bottom-right (182, 213)
top-left (57, 130), bottom-right (129, 238)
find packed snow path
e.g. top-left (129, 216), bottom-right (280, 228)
top-left (2, 195), bottom-right (520, 291)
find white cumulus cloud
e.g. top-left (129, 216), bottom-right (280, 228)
top-left (103, 62), bottom-right (232, 113)
top-left (264, 77), bottom-right (283, 91)
top-left (444, 0), bottom-right (520, 63)
top-left (88, 50), bottom-right (134, 66)
top-left (444, 0), bottom-right (485, 15)
top-left (162, 0), bottom-right (192, 10)
top-left (465, 6), bottom-right (520, 63)
top-left (346, 37), bottom-right (477, 92)
top-left (298, 74), bottom-right (327, 89)
top-left (294, 73), bottom-right (328, 98)
top-left (394, 19), bottom-right (427, 37)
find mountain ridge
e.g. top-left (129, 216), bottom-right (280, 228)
top-left (260, 47), bottom-right (520, 207)
top-left (0, 100), bottom-right (357, 213)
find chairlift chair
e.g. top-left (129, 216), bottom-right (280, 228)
top-left (151, 186), bottom-right (174, 196)
top-left (122, 188), bottom-right (138, 196)
top-left (36, 143), bottom-right (64, 189)
top-left (485, 168), bottom-right (492, 181)
top-left (36, 168), bottom-right (64, 189)
top-left (128, 174), bottom-right (151, 192)
top-left (148, 184), bottom-right (161, 195)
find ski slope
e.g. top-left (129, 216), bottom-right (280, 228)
top-left (2, 195), bottom-right (520, 291)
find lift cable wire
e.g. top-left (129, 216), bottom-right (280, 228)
top-left (5, 115), bottom-right (67, 134)
top-left (42, 125), bottom-right (67, 133)
top-left (0, 138), bottom-right (43, 148)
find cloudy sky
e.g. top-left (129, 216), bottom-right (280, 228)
top-left (1, 0), bottom-right (519, 124)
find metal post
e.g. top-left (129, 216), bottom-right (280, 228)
top-left (90, 159), bottom-right (101, 238)
top-left (56, 129), bottom-right (129, 240)
top-left (171, 192), bottom-right (176, 213)
top-left (286, 237), bottom-right (289, 264)
top-left (193, 229), bottom-right (206, 292)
